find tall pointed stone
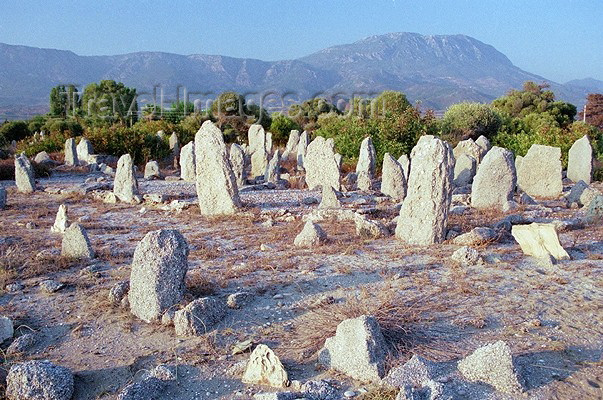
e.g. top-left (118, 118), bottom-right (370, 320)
top-left (567, 135), bottom-right (593, 184)
top-left (398, 154), bottom-right (410, 182)
top-left (76, 138), bottom-right (93, 164)
top-left (517, 144), bottom-right (562, 198)
top-left (195, 121), bottom-right (241, 216)
top-left (169, 132), bottom-right (180, 157)
top-left (471, 146), bottom-right (517, 210)
top-left (381, 153), bottom-right (406, 201)
top-left (248, 125), bottom-right (268, 178)
top-left (282, 130), bottom-right (300, 160)
top-left (14, 154), bottom-right (35, 193)
top-left (453, 138), bottom-right (485, 164)
top-left (264, 150), bottom-right (280, 183)
top-left (64, 138), bottom-right (78, 166)
top-left (51, 204), bottom-right (69, 234)
top-left (395, 136), bottom-right (454, 245)
top-left (305, 136), bottom-right (340, 191)
top-left (229, 143), bottom-right (246, 187)
top-left (180, 142), bottom-right (196, 181)
top-left (61, 222), bottom-right (94, 259)
top-left (296, 131), bottom-right (309, 170)
top-left (113, 154), bottom-right (139, 203)
top-left (356, 136), bottom-right (376, 178)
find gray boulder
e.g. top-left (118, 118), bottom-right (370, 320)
top-left (114, 154), bottom-right (139, 203)
top-left (15, 154), bottom-right (35, 193)
top-left (318, 315), bottom-right (387, 383)
top-left (129, 230), bottom-right (189, 323)
top-left (517, 144), bottom-right (563, 198)
top-left (6, 360), bottom-right (74, 400)
top-left (381, 153), bottom-right (407, 201)
top-left (319, 185), bottom-right (341, 209)
top-left (173, 297), bottom-right (227, 336)
top-left (305, 136), bottom-right (340, 191)
top-left (64, 138), bottom-right (78, 166)
top-left (471, 146), bottom-right (517, 210)
top-left (265, 150), bottom-right (280, 183)
top-left (296, 131), bottom-right (309, 170)
top-left (453, 153), bottom-right (476, 186)
top-left (453, 227), bottom-right (497, 246)
top-left (356, 136), bottom-right (376, 179)
top-left (76, 138), bottom-right (93, 164)
top-left (0, 316), bottom-right (13, 343)
top-left (294, 221), bottom-right (327, 247)
top-left (144, 161), bottom-right (162, 180)
top-left (179, 141), bottom-right (196, 181)
top-left (229, 143), bottom-right (246, 187)
top-left (61, 222), bottom-right (95, 259)
top-left (282, 130), bottom-right (300, 160)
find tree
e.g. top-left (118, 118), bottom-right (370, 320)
top-left (269, 114), bottom-right (300, 145)
top-left (49, 85), bottom-right (80, 118)
top-left (81, 80), bottom-right (138, 125)
top-left (441, 102), bottom-right (502, 143)
top-left (579, 93), bottom-right (603, 130)
top-left (0, 121), bottom-right (30, 143)
top-left (210, 92), bottom-right (246, 117)
top-left (288, 98), bottom-right (339, 130)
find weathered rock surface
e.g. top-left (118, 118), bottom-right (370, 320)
top-left (304, 136), bottom-right (340, 191)
top-left (354, 214), bottom-right (389, 239)
top-left (6, 360), bottom-right (74, 400)
top-left (173, 297), bottom-right (227, 336)
top-left (64, 138), bottom-right (78, 166)
top-left (180, 141), bottom-right (196, 181)
top-left (0, 316), bottom-right (13, 343)
top-left (471, 146), bottom-right (517, 210)
top-left (249, 124), bottom-right (269, 178)
top-left (511, 223), bottom-right (570, 261)
top-left (114, 154), bottom-right (139, 203)
top-left (51, 204), bottom-right (69, 234)
top-left (356, 171), bottom-right (373, 191)
top-left (567, 135), bottom-right (593, 184)
top-left (451, 246), bottom-right (482, 266)
top-left (319, 185), bottom-right (341, 209)
top-left (15, 154), bottom-right (35, 193)
top-left (517, 144), bottom-right (563, 198)
top-left (294, 221), bottom-right (327, 247)
top-left (229, 143), bottom-right (246, 187)
top-left (129, 229), bottom-right (189, 323)
top-left (453, 227), bottom-right (497, 246)
top-left (381, 153), bottom-right (407, 201)
top-left (356, 136), bottom-right (376, 178)
top-left (195, 121), bottom-right (241, 216)
top-left (398, 154), bottom-right (410, 182)
top-left (566, 180), bottom-right (600, 208)
top-left (475, 135), bottom-right (492, 153)
top-left (242, 344), bottom-right (289, 388)
top-left (144, 161), bottom-right (162, 180)
top-left (395, 136), bottom-right (454, 245)
top-left (453, 154), bottom-right (476, 187)
top-left (296, 131), bottom-right (309, 170)
top-left (76, 138), bottom-right (93, 164)
top-left (453, 138), bottom-right (485, 164)
top-left (457, 341), bottom-right (523, 395)
top-left (265, 150), bottom-right (280, 183)
top-left (61, 222), bottom-right (95, 259)
top-left (282, 130), bottom-right (300, 160)
top-left (318, 315), bottom-right (387, 383)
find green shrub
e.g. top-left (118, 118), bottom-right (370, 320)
top-left (178, 113), bottom-right (209, 144)
top-left (440, 102), bottom-right (502, 144)
top-left (87, 125), bottom-right (170, 165)
top-left (0, 121), bottom-right (30, 143)
top-left (17, 131), bottom-right (70, 157)
top-left (269, 114), bottom-right (301, 145)
top-left (44, 118), bottom-right (83, 137)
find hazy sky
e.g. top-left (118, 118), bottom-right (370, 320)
top-left (1, 0), bottom-right (601, 83)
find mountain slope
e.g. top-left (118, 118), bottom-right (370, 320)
top-left (0, 33), bottom-right (596, 116)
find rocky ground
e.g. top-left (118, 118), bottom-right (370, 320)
top-left (1, 167), bottom-right (602, 400)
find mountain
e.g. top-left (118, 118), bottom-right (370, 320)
top-left (0, 33), bottom-right (598, 118)
top-left (565, 78), bottom-right (603, 93)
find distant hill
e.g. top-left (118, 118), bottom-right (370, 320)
top-left (0, 33), bottom-right (598, 118)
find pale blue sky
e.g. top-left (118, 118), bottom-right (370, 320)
top-left (1, 0), bottom-right (601, 83)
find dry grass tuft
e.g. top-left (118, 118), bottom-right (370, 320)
top-left (284, 287), bottom-right (454, 362)
top-left (357, 387), bottom-right (399, 400)
top-left (185, 270), bottom-right (217, 297)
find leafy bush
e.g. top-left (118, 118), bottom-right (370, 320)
top-left (44, 118), bottom-right (83, 137)
top-left (179, 113), bottom-right (208, 145)
top-left (269, 114), bottom-right (300, 145)
top-left (440, 102), bottom-right (502, 144)
top-left (0, 121), bottom-right (30, 143)
top-left (17, 131), bottom-right (70, 157)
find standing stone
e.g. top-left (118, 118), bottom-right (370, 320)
top-left (34, 151), bottom-right (52, 164)
top-left (264, 150), bottom-right (280, 183)
top-left (169, 132), bottom-right (180, 158)
top-left (282, 130), bottom-right (300, 160)
top-left (229, 143), bottom-right (246, 187)
top-left (6, 360), bottom-right (74, 400)
top-left (61, 222), bottom-right (94, 259)
top-left (304, 136), bottom-right (340, 191)
top-left (381, 153), bottom-right (407, 201)
top-left (356, 137), bottom-right (376, 179)
top-left (515, 155), bottom-right (524, 173)
top-left (517, 144), bottom-right (563, 198)
top-left (334, 153), bottom-right (342, 171)
top-left (395, 136), bottom-right (454, 245)
top-left (356, 171), bottom-right (373, 191)
top-left (51, 204), bottom-right (69, 234)
top-left (129, 229), bottom-right (189, 323)
top-left (14, 154), bottom-right (35, 193)
top-left (319, 185), bottom-right (341, 209)
top-left (297, 131), bottom-right (309, 170)
top-left (0, 187), bottom-right (6, 209)
top-left (180, 142), bottom-right (196, 182)
top-left (294, 221), bottom-right (327, 247)
top-left (265, 132), bottom-right (273, 154)
top-left (249, 125), bottom-right (269, 179)
top-left (144, 161), bottom-right (162, 180)
top-left (567, 135), bottom-right (593, 184)
top-left (113, 154), bottom-right (139, 203)
top-left (76, 138), bottom-right (93, 164)
top-left (195, 121), bottom-right (241, 216)
top-left (453, 138), bottom-right (485, 164)
top-left (318, 315), bottom-right (387, 383)
top-left (64, 138), bottom-right (78, 166)
top-left (398, 154), bottom-right (410, 182)
top-left (453, 154), bottom-right (477, 186)
top-left (475, 135), bottom-right (492, 154)
top-left (242, 344), bottom-right (289, 388)
top-left (471, 146), bottom-right (517, 210)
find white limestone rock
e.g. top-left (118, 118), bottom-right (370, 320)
top-left (61, 222), bottom-right (94, 259)
top-left (304, 136), bottom-right (340, 191)
top-left (567, 135), bottom-right (593, 184)
top-left (282, 130), bottom-right (300, 160)
top-left (113, 154), bottom-right (139, 203)
top-left (296, 131), bottom-right (309, 170)
top-left (229, 143), bottom-right (246, 187)
top-left (356, 136), bottom-right (376, 179)
top-left (51, 204), bottom-right (69, 234)
top-left (517, 144), bottom-right (563, 198)
top-left (180, 141), bottom-right (196, 182)
top-left (453, 154), bottom-right (476, 187)
top-left (381, 153), bottom-right (407, 201)
top-left (294, 221), bottom-right (327, 247)
top-left (471, 146), bottom-right (517, 210)
top-left (14, 154), bottom-right (35, 193)
top-left (511, 223), bottom-right (570, 261)
top-left (242, 344), bottom-right (289, 388)
top-left (144, 161), bottom-right (162, 180)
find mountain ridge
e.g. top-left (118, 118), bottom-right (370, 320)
top-left (0, 33), bottom-right (599, 118)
